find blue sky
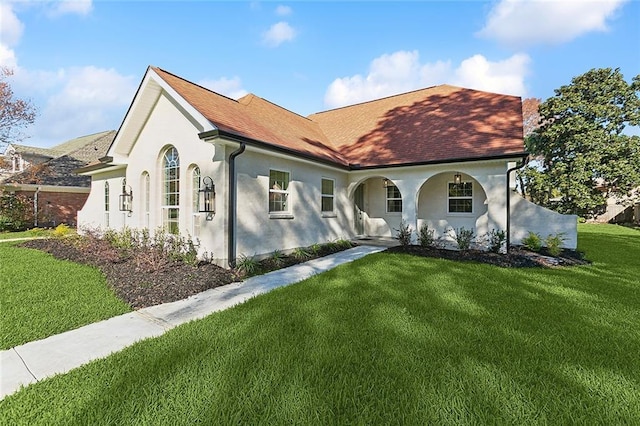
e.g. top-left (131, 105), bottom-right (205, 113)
top-left (1, 0), bottom-right (638, 147)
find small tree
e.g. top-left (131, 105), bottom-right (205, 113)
top-left (0, 190), bottom-right (33, 231)
top-left (0, 68), bottom-right (37, 145)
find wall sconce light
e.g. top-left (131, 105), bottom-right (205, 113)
top-left (199, 176), bottom-right (215, 220)
top-left (383, 178), bottom-right (390, 188)
top-left (119, 185), bottom-right (133, 213)
top-left (453, 173), bottom-right (462, 185)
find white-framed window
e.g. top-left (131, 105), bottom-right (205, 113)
top-left (191, 166), bottom-right (201, 237)
top-left (104, 181), bottom-right (110, 227)
top-left (321, 178), bottom-right (334, 213)
top-left (269, 169), bottom-right (290, 213)
top-left (386, 184), bottom-right (402, 213)
top-left (141, 171), bottom-right (150, 228)
top-left (162, 146), bottom-right (180, 234)
top-left (448, 181), bottom-right (473, 213)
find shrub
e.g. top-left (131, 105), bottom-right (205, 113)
top-left (395, 220), bottom-right (413, 246)
top-left (449, 227), bottom-right (475, 251)
top-left (487, 229), bottom-right (506, 253)
top-left (269, 249), bottom-right (286, 267)
top-left (309, 243), bottom-right (321, 255)
top-left (418, 223), bottom-right (435, 248)
top-left (545, 233), bottom-right (565, 257)
top-left (236, 254), bottom-right (260, 277)
top-left (52, 224), bottom-right (71, 238)
top-left (522, 231), bottom-right (542, 252)
top-left (0, 191), bottom-right (33, 231)
top-left (292, 247), bottom-right (311, 260)
top-left (335, 238), bottom-right (353, 249)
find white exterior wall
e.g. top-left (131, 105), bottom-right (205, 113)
top-left (78, 93), bottom-right (228, 262)
top-left (233, 148), bottom-right (353, 258)
top-left (348, 160), bottom-right (509, 244)
top-left (77, 168), bottom-right (126, 231)
top-left (511, 192), bottom-right (578, 249)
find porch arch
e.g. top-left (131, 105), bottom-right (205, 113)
top-left (416, 171), bottom-right (492, 243)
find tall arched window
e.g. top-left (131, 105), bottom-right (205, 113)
top-left (141, 172), bottom-right (150, 228)
top-left (162, 146), bottom-right (180, 234)
top-left (104, 181), bottom-right (110, 227)
top-left (191, 166), bottom-right (201, 237)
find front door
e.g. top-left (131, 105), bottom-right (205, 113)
top-left (354, 184), bottom-right (365, 235)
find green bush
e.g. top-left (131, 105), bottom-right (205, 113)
top-left (395, 220), bottom-right (413, 246)
top-left (522, 231), bottom-right (543, 252)
top-left (418, 223), bottom-right (435, 248)
top-left (450, 227), bottom-right (475, 251)
top-left (236, 254), bottom-right (260, 277)
top-left (487, 229), bottom-right (506, 253)
top-left (545, 233), bottom-right (565, 257)
top-left (0, 191), bottom-right (33, 231)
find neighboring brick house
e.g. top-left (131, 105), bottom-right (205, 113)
top-left (0, 131), bottom-right (115, 227)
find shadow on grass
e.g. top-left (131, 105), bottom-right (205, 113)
top-left (2, 225), bottom-right (639, 424)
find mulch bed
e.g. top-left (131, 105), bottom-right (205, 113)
top-left (19, 238), bottom-right (589, 310)
top-left (19, 238), bottom-right (356, 310)
top-left (386, 245), bottom-right (590, 268)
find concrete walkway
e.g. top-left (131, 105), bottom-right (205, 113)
top-left (0, 245), bottom-right (384, 400)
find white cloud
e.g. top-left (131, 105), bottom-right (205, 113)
top-left (477, 0), bottom-right (627, 47)
top-left (47, 0), bottom-right (93, 17)
top-left (324, 50), bottom-right (530, 108)
top-left (0, 3), bottom-right (24, 47)
top-left (30, 67), bottom-right (136, 146)
top-left (198, 76), bottom-right (248, 100)
top-left (262, 21), bottom-right (296, 47)
top-left (275, 5), bottom-right (292, 16)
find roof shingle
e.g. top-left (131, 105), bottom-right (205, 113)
top-left (151, 67), bottom-right (525, 168)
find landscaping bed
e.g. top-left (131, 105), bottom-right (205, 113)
top-left (386, 245), bottom-right (589, 268)
top-left (20, 236), bottom-right (356, 309)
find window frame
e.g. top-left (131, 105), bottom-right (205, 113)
top-left (191, 166), bottom-right (201, 237)
top-left (447, 181), bottom-right (474, 214)
top-left (321, 177), bottom-right (335, 215)
top-left (269, 169), bottom-right (292, 217)
top-left (161, 146), bottom-right (180, 234)
top-left (385, 183), bottom-right (402, 213)
top-left (104, 181), bottom-right (110, 227)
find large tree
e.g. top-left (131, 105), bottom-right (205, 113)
top-left (0, 68), bottom-right (37, 145)
top-left (526, 67), bottom-right (640, 217)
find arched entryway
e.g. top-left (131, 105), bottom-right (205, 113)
top-left (416, 171), bottom-right (490, 244)
top-left (351, 176), bottom-right (403, 238)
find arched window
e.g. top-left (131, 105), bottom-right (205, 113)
top-left (104, 181), bottom-right (110, 227)
top-left (162, 146), bottom-right (180, 234)
top-left (191, 166), bottom-right (201, 237)
top-left (141, 172), bottom-right (150, 228)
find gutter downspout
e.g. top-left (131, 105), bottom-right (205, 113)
top-left (228, 142), bottom-right (246, 268)
top-left (34, 186), bottom-right (41, 227)
top-left (506, 156), bottom-right (529, 253)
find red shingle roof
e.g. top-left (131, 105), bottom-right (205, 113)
top-left (151, 67), bottom-right (525, 168)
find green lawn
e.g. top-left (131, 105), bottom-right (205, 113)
top-left (1, 224), bottom-right (639, 424)
top-left (0, 242), bottom-right (131, 350)
top-left (0, 229), bottom-right (53, 240)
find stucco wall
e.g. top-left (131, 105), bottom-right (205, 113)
top-left (510, 192), bottom-right (578, 249)
top-left (234, 149), bottom-right (353, 258)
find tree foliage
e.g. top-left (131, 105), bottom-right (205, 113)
top-left (526, 67), bottom-right (640, 217)
top-left (0, 68), bottom-right (37, 145)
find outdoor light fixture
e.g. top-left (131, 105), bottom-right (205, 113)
top-left (119, 180), bottom-right (133, 213)
top-left (383, 178), bottom-right (390, 188)
top-left (453, 173), bottom-right (462, 185)
top-left (199, 176), bottom-right (216, 219)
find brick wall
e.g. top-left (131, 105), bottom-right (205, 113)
top-left (14, 190), bottom-right (89, 228)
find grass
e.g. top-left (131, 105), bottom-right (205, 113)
top-left (0, 228), bottom-right (54, 240)
top-left (1, 224), bottom-right (639, 424)
top-left (0, 242), bottom-right (131, 350)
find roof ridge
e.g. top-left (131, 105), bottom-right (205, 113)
top-left (152, 66), bottom-right (240, 105)
top-left (310, 84), bottom-right (456, 116)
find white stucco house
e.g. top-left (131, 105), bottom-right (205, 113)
top-left (77, 66), bottom-right (577, 267)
